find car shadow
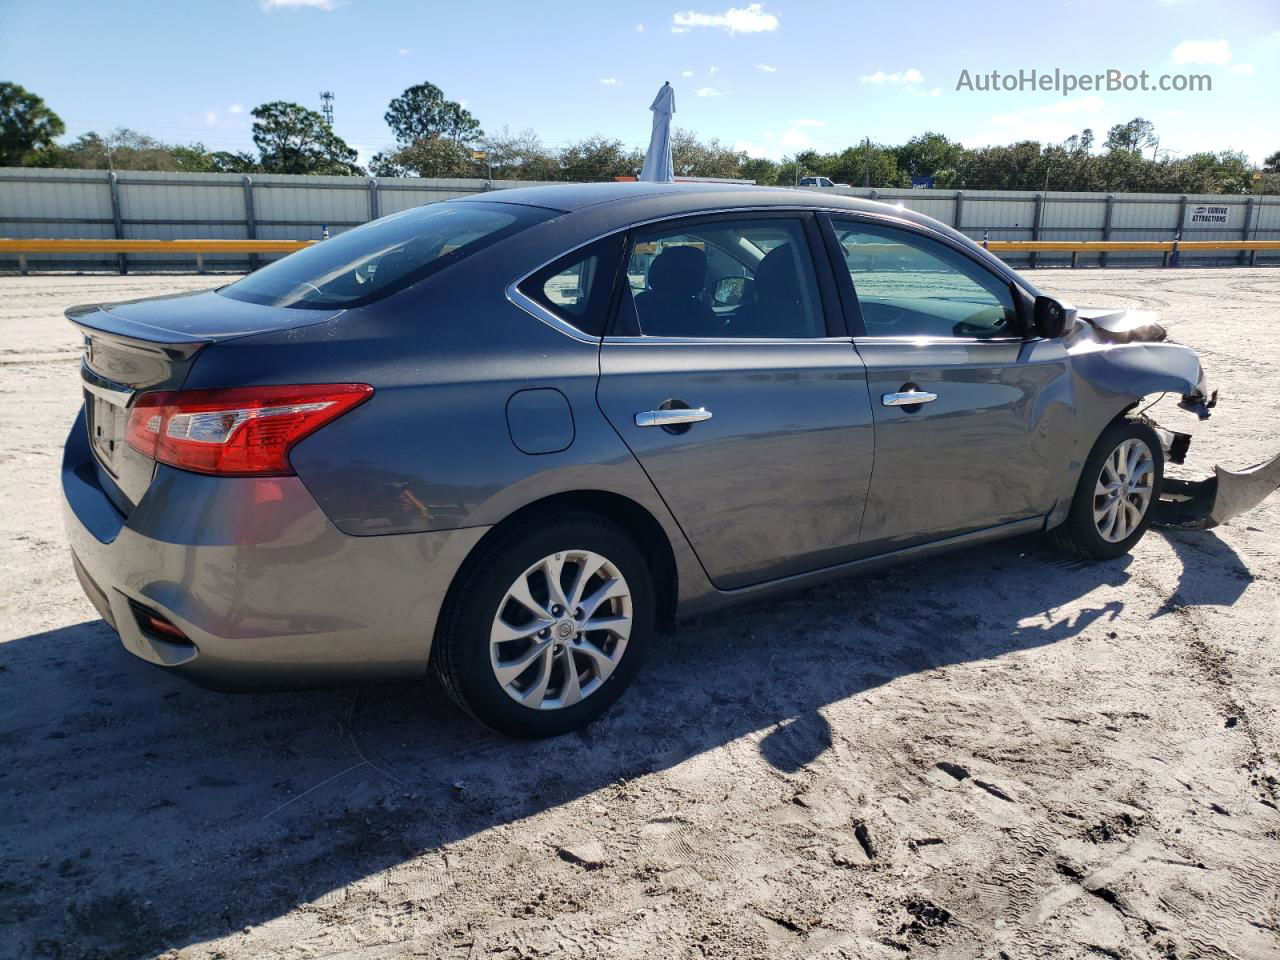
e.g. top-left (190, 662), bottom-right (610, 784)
top-left (0, 531), bottom-right (1244, 959)
top-left (1150, 528), bottom-right (1254, 616)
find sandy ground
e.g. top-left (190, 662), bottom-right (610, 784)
top-left (1, 269), bottom-right (1277, 960)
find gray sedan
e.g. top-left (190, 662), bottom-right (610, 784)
top-left (62, 184), bottom-right (1279, 737)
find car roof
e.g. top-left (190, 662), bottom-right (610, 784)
top-left (455, 181), bottom-right (974, 253)
top-left (454, 181), bottom-right (896, 217)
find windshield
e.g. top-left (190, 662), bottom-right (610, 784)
top-left (219, 201), bottom-right (553, 309)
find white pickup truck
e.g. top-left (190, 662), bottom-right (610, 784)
top-left (799, 176), bottom-right (851, 188)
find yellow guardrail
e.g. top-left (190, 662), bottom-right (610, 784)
top-left (0, 238), bottom-right (315, 254)
top-left (1, 237), bottom-right (1278, 275)
top-left (986, 240), bottom-right (1280, 253)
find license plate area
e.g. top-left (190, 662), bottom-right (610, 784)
top-left (87, 390), bottom-right (125, 477)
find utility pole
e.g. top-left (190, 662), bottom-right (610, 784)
top-left (863, 136), bottom-right (871, 188)
top-left (320, 91), bottom-right (335, 126)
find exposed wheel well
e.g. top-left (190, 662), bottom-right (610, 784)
top-left (437, 491), bottom-right (679, 641)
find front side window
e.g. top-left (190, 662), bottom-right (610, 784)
top-left (830, 219), bottom-right (1018, 339)
top-left (220, 201), bottom-right (552, 309)
top-left (618, 217), bottom-right (825, 339)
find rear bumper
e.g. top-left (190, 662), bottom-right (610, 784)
top-left (61, 410), bottom-right (488, 690)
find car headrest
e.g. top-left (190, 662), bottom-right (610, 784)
top-left (754, 244), bottom-right (802, 302)
top-left (648, 245), bottom-right (707, 298)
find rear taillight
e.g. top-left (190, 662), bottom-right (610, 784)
top-left (125, 383), bottom-right (373, 476)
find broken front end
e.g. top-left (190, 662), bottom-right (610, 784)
top-left (1069, 307), bottom-right (1280, 531)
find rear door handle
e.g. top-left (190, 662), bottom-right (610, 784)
top-left (635, 408), bottom-right (713, 428)
top-left (881, 390), bottom-right (939, 407)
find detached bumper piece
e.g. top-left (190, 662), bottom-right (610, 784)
top-left (1154, 451), bottom-right (1280, 530)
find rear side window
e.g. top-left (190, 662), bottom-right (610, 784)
top-left (516, 233), bottom-right (626, 337)
top-left (619, 216), bottom-right (825, 339)
top-left (220, 201), bottom-right (553, 309)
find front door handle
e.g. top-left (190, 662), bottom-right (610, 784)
top-left (635, 407), bottom-right (713, 428)
top-left (881, 390), bottom-right (938, 407)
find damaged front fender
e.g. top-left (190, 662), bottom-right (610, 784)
top-left (1154, 452), bottom-right (1280, 530)
top-left (1067, 307), bottom-right (1277, 530)
top-left (1067, 308), bottom-right (1214, 412)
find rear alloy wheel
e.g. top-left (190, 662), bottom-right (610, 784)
top-left (1050, 418), bottom-right (1164, 561)
top-left (435, 513), bottom-right (653, 738)
top-left (489, 550), bottom-right (633, 711)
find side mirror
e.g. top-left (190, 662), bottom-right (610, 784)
top-left (1032, 295), bottom-right (1076, 338)
top-left (713, 275), bottom-right (751, 307)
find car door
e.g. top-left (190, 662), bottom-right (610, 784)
top-left (595, 212), bottom-right (875, 590)
top-left (823, 213), bottom-right (1069, 552)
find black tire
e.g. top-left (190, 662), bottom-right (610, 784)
top-left (1049, 418), bottom-right (1164, 561)
top-left (433, 511), bottom-right (654, 738)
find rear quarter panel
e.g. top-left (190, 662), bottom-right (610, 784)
top-left (182, 232), bottom-right (707, 592)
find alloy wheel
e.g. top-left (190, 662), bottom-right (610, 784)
top-left (489, 550), bottom-right (632, 710)
top-left (1093, 437), bottom-right (1155, 543)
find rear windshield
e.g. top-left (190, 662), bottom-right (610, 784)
top-left (219, 200), bottom-right (553, 309)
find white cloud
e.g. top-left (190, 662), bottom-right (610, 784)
top-left (972, 95), bottom-right (1107, 146)
top-left (738, 118), bottom-right (825, 159)
top-left (228, 103), bottom-right (244, 114)
top-left (681, 69), bottom-right (694, 77)
top-left (1170, 39), bottom-right (1231, 65)
top-left (928, 87), bottom-right (941, 96)
top-left (260, 0), bottom-right (336, 10)
top-left (600, 77), bottom-right (619, 85)
top-left (696, 86), bottom-right (725, 97)
top-left (398, 48), bottom-right (410, 55)
top-left (990, 94), bottom-right (1105, 126)
top-left (709, 65), bottom-right (720, 75)
top-left (634, 23), bottom-right (645, 32)
top-left (204, 110), bottom-right (218, 127)
top-left (861, 68), bottom-right (924, 86)
top-left (757, 63), bottom-right (777, 72)
top-left (672, 3), bottom-right (779, 34)
top-left (1229, 62), bottom-right (1256, 75)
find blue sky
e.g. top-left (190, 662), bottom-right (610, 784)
top-left (2, 0), bottom-right (1276, 165)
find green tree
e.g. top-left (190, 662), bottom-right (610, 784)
top-left (385, 82), bottom-right (482, 145)
top-left (894, 132), bottom-right (964, 179)
top-left (479, 127), bottom-right (559, 181)
top-left (208, 150), bottom-right (260, 174)
top-left (1104, 118), bottom-right (1156, 155)
top-left (671, 128), bottom-right (745, 179)
top-left (25, 128), bottom-right (210, 172)
top-left (824, 143), bottom-right (906, 187)
top-left (251, 101), bottom-right (363, 175)
top-left (557, 135), bottom-right (643, 182)
top-left (0, 82), bottom-right (65, 166)
top-left (739, 155), bottom-right (780, 185)
top-left (371, 137), bottom-right (475, 178)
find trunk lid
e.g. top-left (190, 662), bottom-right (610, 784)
top-left (68, 290), bottom-right (342, 515)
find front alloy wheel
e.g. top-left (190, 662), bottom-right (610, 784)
top-left (1050, 418), bottom-right (1164, 561)
top-left (1093, 437), bottom-right (1156, 543)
